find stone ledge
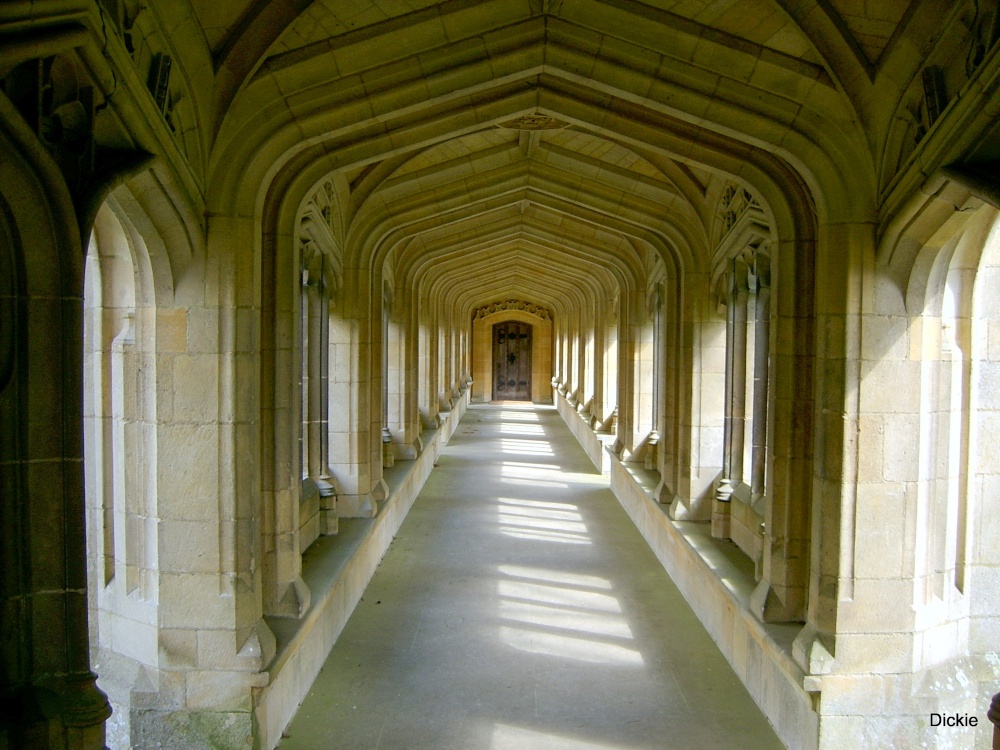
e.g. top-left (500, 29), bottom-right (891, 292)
top-left (254, 391), bottom-right (470, 750)
top-left (554, 390), bottom-right (613, 472)
top-left (606, 451), bottom-right (818, 750)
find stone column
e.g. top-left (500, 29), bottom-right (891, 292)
top-left (611, 294), bottom-right (634, 456)
top-left (590, 297), bottom-right (606, 424)
top-left (670, 271), bottom-right (722, 521)
top-left (0, 120), bottom-right (111, 749)
top-left (756, 235), bottom-right (812, 627)
top-left (401, 299), bottom-right (425, 452)
top-left (257, 216), bottom-right (310, 619)
top-left (714, 264), bottom-right (747, 537)
top-left (750, 258), bottom-right (770, 500)
top-left (599, 300), bottom-right (619, 432)
top-left (418, 309), bottom-right (439, 426)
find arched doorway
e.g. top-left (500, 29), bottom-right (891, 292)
top-left (492, 321), bottom-right (532, 400)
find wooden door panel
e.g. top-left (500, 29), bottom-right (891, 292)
top-left (492, 321), bottom-right (532, 400)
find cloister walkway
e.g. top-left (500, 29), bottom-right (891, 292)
top-left (278, 404), bottom-right (786, 750)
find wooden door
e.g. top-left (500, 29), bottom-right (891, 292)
top-left (492, 321), bottom-right (532, 400)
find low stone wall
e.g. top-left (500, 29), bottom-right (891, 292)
top-left (608, 456), bottom-right (818, 750)
top-left (554, 394), bottom-right (818, 750)
top-left (554, 391), bottom-right (611, 473)
top-left (255, 391), bottom-right (469, 749)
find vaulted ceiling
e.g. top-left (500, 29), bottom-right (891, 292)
top-left (181, 0), bottom-right (967, 317)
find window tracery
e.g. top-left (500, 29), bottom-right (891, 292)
top-left (711, 183), bottom-right (774, 578)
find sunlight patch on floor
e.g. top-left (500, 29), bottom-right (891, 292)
top-left (499, 599), bottom-right (635, 639)
top-left (499, 528), bottom-right (593, 545)
top-left (497, 565), bottom-right (613, 590)
top-left (500, 422), bottom-right (545, 435)
top-left (497, 626), bottom-right (644, 666)
top-left (500, 460), bottom-right (561, 472)
top-left (500, 438), bottom-right (554, 456)
top-left (495, 505), bottom-right (583, 522)
top-left (498, 409), bottom-right (539, 421)
top-left (491, 723), bottom-right (635, 750)
top-left (501, 476), bottom-right (571, 489)
top-left (497, 514), bottom-right (589, 533)
top-left (497, 497), bottom-right (579, 511)
top-left (497, 580), bottom-right (623, 613)
top-left (493, 406), bottom-right (644, 668)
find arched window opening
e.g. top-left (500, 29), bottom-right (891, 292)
top-left (579, 309), bottom-right (596, 419)
top-left (966, 207), bottom-right (1000, 663)
top-left (381, 278), bottom-right (414, 466)
top-left (84, 201), bottom-right (157, 601)
top-left (715, 247), bottom-right (771, 570)
top-left (296, 184), bottom-right (343, 544)
top-left (418, 315), bottom-right (437, 427)
top-left (915, 207), bottom-right (990, 609)
top-left (299, 236), bottom-right (334, 549)
top-left (628, 250), bottom-right (668, 473)
top-left (709, 183), bottom-right (774, 582)
top-left (438, 327), bottom-right (450, 411)
top-left (597, 295), bottom-right (619, 433)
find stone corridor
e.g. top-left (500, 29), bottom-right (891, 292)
top-left (278, 404), bottom-right (784, 750)
top-left (6, 4), bottom-right (1000, 747)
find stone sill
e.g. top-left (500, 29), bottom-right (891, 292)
top-left (607, 453), bottom-right (817, 750)
top-left (552, 391), bottom-right (817, 750)
top-left (255, 392), bottom-right (470, 750)
top-left (554, 390), bottom-right (614, 472)
top-left (615, 457), bottom-right (799, 645)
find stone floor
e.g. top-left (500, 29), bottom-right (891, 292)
top-left (278, 403), bottom-right (786, 750)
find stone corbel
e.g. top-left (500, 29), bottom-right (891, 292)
top-left (625, 430), bottom-right (657, 465)
top-left (237, 620), bottom-right (278, 673)
top-left (668, 493), bottom-right (711, 521)
top-left (337, 490), bottom-right (378, 518)
top-left (411, 435), bottom-right (424, 458)
top-left (369, 478), bottom-right (388, 510)
top-left (270, 576), bottom-right (311, 619)
top-left (596, 406), bottom-right (617, 434)
top-left (750, 578), bottom-right (803, 624)
top-left (652, 477), bottom-right (672, 505)
top-left (792, 624), bottom-right (835, 679)
top-left (609, 435), bottom-right (625, 460)
top-left (392, 435), bottom-right (421, 461)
